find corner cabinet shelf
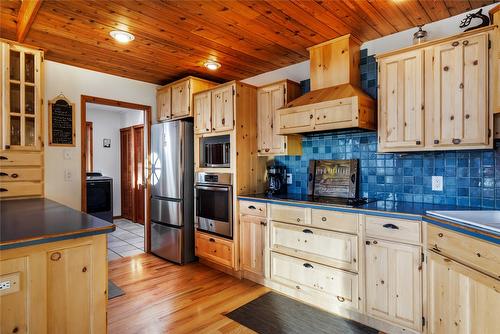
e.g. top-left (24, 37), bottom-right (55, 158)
top-left (156, 76), bottom-right (217, 122)
top-left (377, 26), bottom-right (495, 152)
top-left (0, 42), bottom-right (44, 199)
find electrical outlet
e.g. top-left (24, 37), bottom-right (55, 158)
top-left (0, 272), bottom-right (20, 296)
top-left (432, 176), bottom-right (443, 191)
top-left (0, 281), bottom-right (11, 290)
top-left (64, 168), bottom-right (72, 182)
top-left (63, 149), bottom-right (72, 160)
top-left (286, 173), bottom-right (293, 185)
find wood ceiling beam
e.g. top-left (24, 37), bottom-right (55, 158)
top-left (16, 0), bottom-right (43, 42)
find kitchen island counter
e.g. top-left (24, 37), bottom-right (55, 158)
top-left (0, 198), bottom-right (115, 249)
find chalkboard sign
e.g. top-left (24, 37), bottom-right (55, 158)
top-left (49, 96), bottom-right (75, 146)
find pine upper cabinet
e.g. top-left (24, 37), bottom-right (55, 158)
top-left (157, 86), bottom-right (171, 122)
top-left (431, 33), bottom-right (489, 148)
top-left (428, 251), bottom-right (499, 334)
top-left (378, 50), bottom-right (424, 151)
top-left (212, 84), bottom-right (234, 132)
top-left (240, 214), bottom-right (266, 277)
top-left (193, 91), bottom-right (211, 134)
top-left (156, 76), bottom-right (216, 122)
top-left (365, 238), bottom-right (422, 331)
top-left (257, 80), bottom-right (302, 156)
top-left (1, 43), bottom-right (43, 151)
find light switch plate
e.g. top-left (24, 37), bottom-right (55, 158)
top-left (286, 173), bottom-right (293, 185)
top-left (63, 149), bottom-right (72, 160)
top-left (432, 176), bottom-right (443, 191)
top-left (64, 168), bottom-right (72, 182)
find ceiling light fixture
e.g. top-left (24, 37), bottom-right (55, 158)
top-left (204, 61), bottom-right (221, 71)
top-left (109, 30), bottom-right (135, 43)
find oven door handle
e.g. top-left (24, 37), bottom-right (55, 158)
top-left (195, 185), bottom-right (230, 192)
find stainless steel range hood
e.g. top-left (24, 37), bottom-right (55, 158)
top-left (277, 35), bottom-right (376, 135)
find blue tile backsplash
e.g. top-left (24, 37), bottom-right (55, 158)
top-left (272, 50), bottom-right (499, 209)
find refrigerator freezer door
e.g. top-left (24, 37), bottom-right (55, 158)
top-left (151, 222), bottom-right (183, 263)
top-left (151, 122), bottom-right (184, 199)
top-left (151, 197), bottom-right (183, 226)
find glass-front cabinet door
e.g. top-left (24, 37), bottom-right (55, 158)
top-left (1, 43), bottom-right (43, 151)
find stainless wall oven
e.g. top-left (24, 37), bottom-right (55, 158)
top-left (200, 135), bottom-right (230, 168)
top-left (195, 172), bottom-right (233, 238)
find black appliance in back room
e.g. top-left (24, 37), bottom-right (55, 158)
top-left (86, 172), bottom-right (113, 222)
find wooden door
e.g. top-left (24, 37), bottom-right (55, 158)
top-left (47, 244), bottom-right (92, 334)
top-left (379, 50), bottom-right (424, 150)
top-left (240, 215), bottom-right (266, 276)
top-left (428, 251), bottom-right (500, 334)
top-left (365, 238), bottom-right (422, 331)
top-left (171, 79), bottom-right (190, 119)
top-left (432, 34), bottom-right (488, 147)
top-left (156, 86), bottom-right (171, 122)
top-left (257, 83), bottom-right (287, 155)
top-left (193, 91), bottom-right (211, 134)
top-left (212, 85), bottom-right (234, 132)
top-left (2, 43), bottom-right (43, 151)
top-left (133, 125), bottom-right (145, 225)
top-left (120, 128), bottom-right (134, 220)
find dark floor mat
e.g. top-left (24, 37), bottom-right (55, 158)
top-left (108, 280), bottom-right (125, 300)
top-left (225, 291), bottom-right (378, 334)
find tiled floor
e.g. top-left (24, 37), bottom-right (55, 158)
top-left (108, 219), bottom-right (145, 261)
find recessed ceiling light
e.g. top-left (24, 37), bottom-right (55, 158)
top-left (204, 61), bottom-right (221, 71)
top-left (109, 30), bottom-right (135, 43)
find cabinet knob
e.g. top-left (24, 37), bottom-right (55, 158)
top-left (434, 139), bottom-right (440, 144)
top-left (82, 266), bottom-right (87, 272)
top-left (365, 240), bottom-right (371, 245)
top-left (50, 252), bottom-right (61, 261)
top-left (463, 40), bottom-right (469, 46)
top-left (221, 118), bottom-right (225, 125)
top-left (459, 83), bottom-right (464, 89)
top-left (450, 116), bottom-right (454, 120)
top-left (10, 173), bottom-right (18, 179)
top-left (465, 114), bottom-right (470, 119)
top-left (473, 60), bottom-right (478, 66)
top-left (260, 221), bottom-right (267, 226)
top-left (452, 41), bottom-right (459, 47)
top-left (321, 217), bottom-right (327, 222)
top-left (296, 218), bottom-right (301, 222)
top-left (373, 240), bottom-right (378, 244)
top-left (443, 66), bottom-right (449, 71)
top-left (309, 114), bottom-right (313, 119)
top-left (415, 140), bottom-right (421, 145)
top-left (438, 233), bottom-right (443, 237)
top-left (209, 238), bottom-right (215, 242)
top-left (452, 138), bottom-right (461, 145)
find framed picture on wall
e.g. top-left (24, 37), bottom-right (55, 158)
top-left (103, 138), bottom-right (111, 148)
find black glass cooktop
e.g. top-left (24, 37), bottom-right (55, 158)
top-left (261, 193), bottom-right (376, 208)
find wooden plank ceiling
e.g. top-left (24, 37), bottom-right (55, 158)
top-left (0, 0), bottom-right (494, 85)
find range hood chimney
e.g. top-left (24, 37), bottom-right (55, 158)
top-left (277, 35), bottom-right (376, 134)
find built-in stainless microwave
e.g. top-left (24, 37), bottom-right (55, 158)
top-left (200, 135), bottom-right (230, 168)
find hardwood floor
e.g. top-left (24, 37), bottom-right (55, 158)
top-left (107, 253), bottom-right (269, 334)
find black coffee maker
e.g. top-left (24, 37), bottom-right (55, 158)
top-left (266, 165), bottom-right (287, 195)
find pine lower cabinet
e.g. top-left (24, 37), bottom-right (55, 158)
top-left (195, 231), bottom-right (233, 268)
top-left (365, 238), bottom-right (422, 331)
top-left (427, 224), bottom-right (499, 334)
top-left (240, 214), bottom-right (267, 279)
top-left (0, 235), bottom-right (107, 334)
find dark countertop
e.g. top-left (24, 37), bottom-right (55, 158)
top-left (238, 193), bottom-right (498, 243)
top-left (1, 198), bottom-right (115, 250)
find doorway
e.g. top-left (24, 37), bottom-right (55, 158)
top-left (81, 95), bottom-right (152, 258)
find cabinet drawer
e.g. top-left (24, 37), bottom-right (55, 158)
top-left (271, 252), bottom-right (358, 310)
top-left (271, 221), bottom-right (358, 272)
top-left (365, 215), bottom-right (421, 244)
top-left (239, 201), bottom-right (267, 218)
top-left (270, 204), bottom-right (309, 225)
top-left (311, 209), bottom-right (358, 234)
top-left (0, 168), bottom-right (42, 182)
top-left (0, 181), bottom-right (42, 198)
top-left (195, 232), bottom-right (233, 268)
top-left (428, 224), bottom-right (499, 279)
top-left (0, 152), bottom-right (42, 167)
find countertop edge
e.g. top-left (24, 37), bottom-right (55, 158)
top-left (0, 225), bottom-right (115, 250)
top-left (238, 195), bottom-right (500, 243)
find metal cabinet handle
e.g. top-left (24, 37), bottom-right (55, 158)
top-left (0, 172), bottom-right (7, 176)
top-left (303, 263), bottom-right (314, 269)
top-left (260, 221), bottom-right (267, 226)
top-left (383, 223), bottom-right (399, 230)
top-left (434, 139), bottom-right (440, 144)
top-left (221, 118), bottom-right (225, 125)
top-left (209, 238), bottom-right (215, 242)
top-left (337, 296), bottom-right (345, 302)
top-left (248, 205), bottom-right (256, 210)
top-left (416, 140), bottom-right (421, 145)
top-left (0, 188), bottom-right (7, 192)
top-left (302, 229), bottom-right (313, 234)
top-left (50, 252), bottom-right (61, 261)
top-left (264, 148), bottom-right (270, 152)
top-left (0, 156), bottom-right (7, 160)
top-left (365, 240), bottom-right (371, 245)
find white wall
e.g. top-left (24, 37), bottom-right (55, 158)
top-left (86, 107), bottom-right (143, 216)
top-left (242, 4), bottom-right (496, 87)
top-left (44, 60), bottom-right (157, 210)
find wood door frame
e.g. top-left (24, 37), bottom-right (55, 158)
top-left (81, 95), bottom-right (152, 253)
top-left (85, 121), bottom-right (93, 172)
top-left (132, 124), bottom-right (145, 225)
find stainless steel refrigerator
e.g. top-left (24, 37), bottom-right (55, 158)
top-left (150, 120), bottom-right (195, 264)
